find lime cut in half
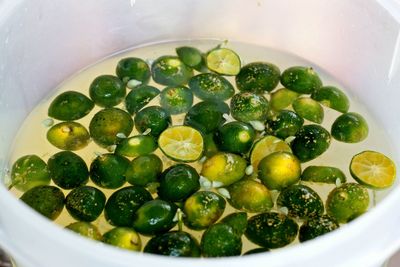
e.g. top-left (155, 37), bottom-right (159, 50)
top-left (350, 150), bottom-right (396, 189)
top-left (158, 126), bottom-right (204, 162)
top-left (206, 48), bottom-right (241, 76)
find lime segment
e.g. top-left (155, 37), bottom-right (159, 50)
top-left (350, 150), bottom-right (396, 189)
top-left (206, 48), bottom-right (241, 76)
top-left (158, 126), bottom-right (203, 162)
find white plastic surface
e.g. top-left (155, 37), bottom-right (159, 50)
top-left (1, 1), bottom-right (400, 267)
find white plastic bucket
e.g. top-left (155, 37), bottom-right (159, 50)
top-left (1, 0), bottom-right (400, 266)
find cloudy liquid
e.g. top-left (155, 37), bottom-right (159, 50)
top-left (6, 39), bottom-right (396, 253)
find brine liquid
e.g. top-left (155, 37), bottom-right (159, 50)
top-left (6, 39), bottom-right (396, 252)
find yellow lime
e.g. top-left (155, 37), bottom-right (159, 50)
top-left (201, 152), bottom-right (247, 187)
top-left (158, 126), bottom-right (203, 162)
top-left (350, 150), bottom-right (396, 189)
top-left (258, 151), bottom-right (301, 190)
top-left (206, 48), bottom-right (241, 76)
top-left (250, 135), bottom-right (292, 170)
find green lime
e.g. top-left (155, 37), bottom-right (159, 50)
top-left (151, 56), bottom-right (193, 86)
top-left (65, 222), bottom-right (102, 241)
top-left (184, 100), bottom-right (230, 134)
top-left (89, 153), bottom-right (130, 189)
top-left (160, 86), bottom-right (193, 115)
top-left (176, 46), bottom-right (205, 71)
top-left (301, 166), bottom-right (346, 184)
top-left (144, 231), bottom-right (201, 257)
top-left (188, 73), bottom-right (234, 101)
top-left (280, 66), bottom-right (322, 94)
top-left (158, 164), bottom-right (200, 202)
top-left (65, 186), bottom-right (106, 222)
top-left (201, 152), bottom-right (247, 187)
top-left (250, 135), bottom-right (292, 171)
top-left (89, 75), bottom-right (126, 107)
top-left (105, 186), bottom-right (153, 227)
top-left (11, 155), bottom-right (50, 192)
top-left (277, 184), bottom-right (324, 219)
top-left (116, 57), bottom-right (151, 85)
top-left (47, 121), bottom-right (90, 151)
top-left (48, 91), bottom-right (94, 121)
top-left (230, 92), bottom-right (269, 123)
top-left (245, 212), bottom-right (298, 249)
top-left (227, 179), bottom-right (273, 213)
top-left (20, 185), bottom-right (64, 220)
top-left (125, 154), bottom-right (163, 186)
top-left (299, 215), bottom-right (339, 242)
top-left (331, 112), bottom-right (368, 143)
top-left (124, 85), bottom-right (160, 115)
top-left (311, 86), bottom-right (350, 113)
top-left (258, 151), bottom-right (301, 190)
top-left (115, 135), bottom-right (157, 158)
top-left (206, 48), bottom-right (241, 76)
top-left (291, 124), bottom-right (331, 162)
top-left (183, 191), bottom-right (226, 230)
top-left (292, 97), bottom-right (324, 124)
top-left (134, 106), bottom-right (171, 137)
top-left (214, 121), bottom-right (256, 154)
top-left (103, 227), bottom-right (141, 251)
top-left (132, 199), bottom-right (177, 236)
top-left (267, 110), bottom-right (304, 139)
top-left (326, 183), bottom-right (370, 223)
top-left (220, 212), bottom-right (248, 236)
top-left (269, 88), bottom-right (299, 111)
top-left (236, 62), bottom-right (280, 93)
top-left (47, 151), bottom-right (89, 189)
top-left (201, 223), bottom-right (242, 257)
top-left (89, 108), bottom-right (133, 148)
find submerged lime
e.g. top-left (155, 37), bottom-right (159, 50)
top-left (65, 222), bottom-right (102, 241)
top-left (236, 62), bottom-right (280, 93)
top-left (326, 183), bottom-right (369, 223)
top-left (258, 151), bottom-right (301, 191)
top-left (116, 57), bottom-right (151, 85)
top-left (331, 112), bottom-right (368, 143)
top-left (11, 155), bottom-right (50, 192)
top-left (48, 91), bottom-right (94, 121)
top-left (214, 121), bottom-right (256, 154)
top-left (189, 73), bottom-right (234, 101)
top-left (152, 56), bottom-right (193, 86)
top-left (20, 185), bottom-right (65, 220)
top-left (280, 66), bottom-right (322, 94)
top-left (201, 152), bottom-right (247, 187)
top-left (292, 97), bottom-right (324, 124)
top-left (311, 86), bottom-right (350, 113)
top-left (47, 122), bottom-right (90, 151)
top-left (89, 75), bottom-right (126, 107)
top-left (89, 108), bottom-right (133, 148)
top-left (160, 86), bottom-right (193, 115)
top-left (103, 227), bottom-right (142, 251)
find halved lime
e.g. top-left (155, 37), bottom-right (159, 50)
top-left (158, 126), bottom-right (203, 162)
top-left (350, 151), bottom-right (396, 189)
top-left (206, 48), bottom-right (241, 76)
top-left (250, 135), bottom-right (292, 170)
